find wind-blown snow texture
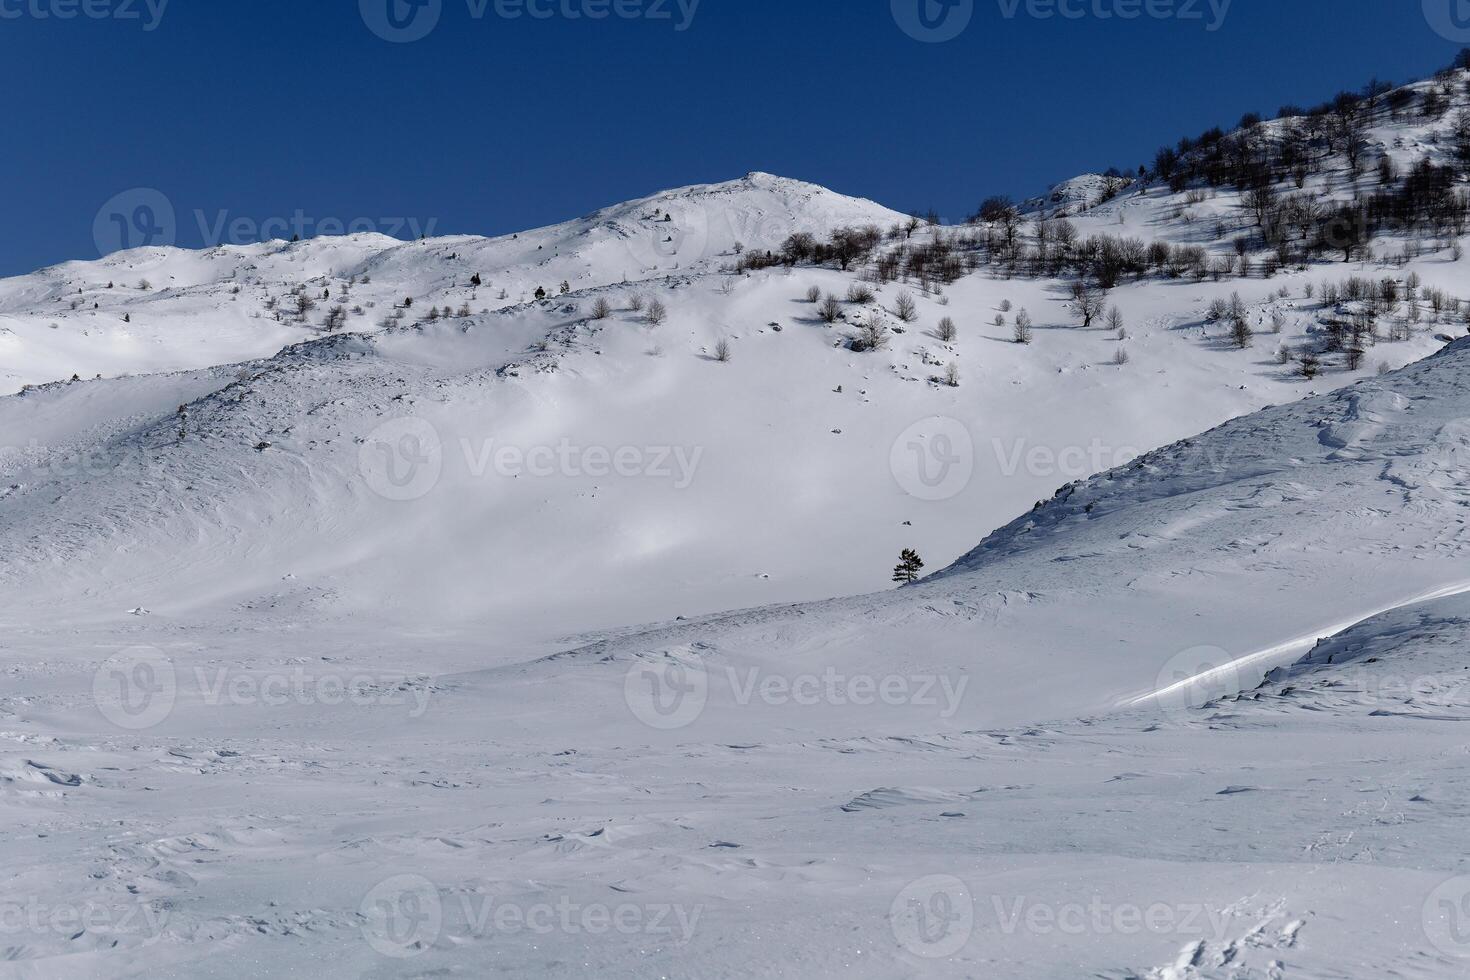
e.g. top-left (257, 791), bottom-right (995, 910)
top-left (5, 75), bottom-right (1470, 978)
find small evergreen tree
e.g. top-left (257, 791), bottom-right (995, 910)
top-left (892, 549), bottom-right (924, 585)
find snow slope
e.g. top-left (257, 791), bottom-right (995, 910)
top-left (7, 340), bottom-right (1470, 977)
top-left (4, 68), bottom-right (1470, 980)
top-left (5, 74), bottom-right (1469, 629)
top-left (0, 173), bottom-right (906, 395)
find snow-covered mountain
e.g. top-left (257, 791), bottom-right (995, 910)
top-left (0, 172), bottom-right (905, 395)
top-left (8, 334), bottom-right (1470, 979)
top-left (5, 65), bottom-right (1470, 980)
top-left (6, 70), bottom-right (1470, 628)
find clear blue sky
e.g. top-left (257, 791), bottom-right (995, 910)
top-left (1, 0), bottom-right (1463, 275)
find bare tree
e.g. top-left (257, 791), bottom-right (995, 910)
top-left (819, 295), bottom-right (842, 324)
top-left (944, 362), bottom-right (960, 387)
top-left (1069, 283), bottom-right (1105, 329)
top-left (714, 338), bottom-right (732, 362)
top-left (893, 291), bottom-right (918, 323)
top-left (856, 318), bottom-right (891, 352)
top-left (646, 299), bottom-right (667, 325)
top-left (591, 297), bottom-right (613, 320)
top-left (936, 316), bottom-right (958, 342)
top-left (628, 294), bottom-right (647, 312)
top-left (847, 282), bottom-right (876, 304)
top-left (805, 285), bottom-right (822, 303)
top-left (1014, 309), bottom-right (1034, 344)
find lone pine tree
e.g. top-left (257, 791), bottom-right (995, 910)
top-left (892, 549), bottom-right (925, 585)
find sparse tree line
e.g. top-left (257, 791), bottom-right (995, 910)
top-left (1144, 54), bottom-right (1470, 194)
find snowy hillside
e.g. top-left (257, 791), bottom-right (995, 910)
top-left (6, 72), bottom-right (1470, 626)
top-left (7, 333), bottom-right (1470, 979)
top-left (5, 63), bottom-right (1470, 980)
top-left (0, 173), bottom-right (905, 396)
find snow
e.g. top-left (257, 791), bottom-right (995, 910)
top-left (4, 72), bottom-right (1470, 978)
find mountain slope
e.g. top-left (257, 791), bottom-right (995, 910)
top-left (0, 173), bottom-right (905, 395)
top-left (7, 341), bottom-right (1470, 979)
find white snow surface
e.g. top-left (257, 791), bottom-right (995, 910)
top-left (5, 76), bottom-right (1470, 977)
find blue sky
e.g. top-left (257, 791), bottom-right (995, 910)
top-left (0, 0), bottom-right (1463, 275)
